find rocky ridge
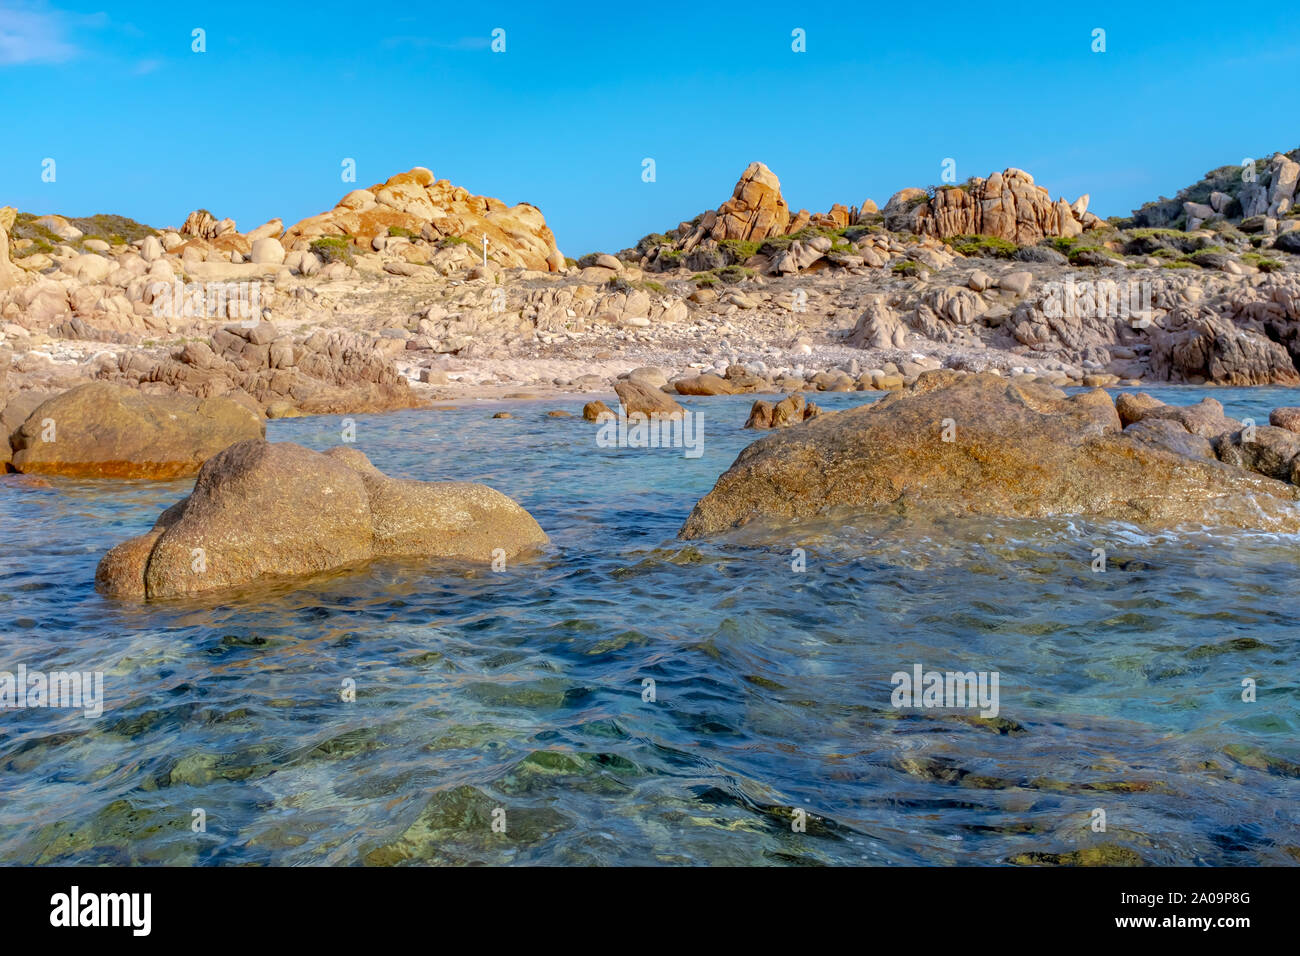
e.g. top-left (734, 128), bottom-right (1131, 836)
top-left (5, 155), bottom-right (1300, 448)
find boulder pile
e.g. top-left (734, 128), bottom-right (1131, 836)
top-left (883, 168), bottom-right (1101, 243)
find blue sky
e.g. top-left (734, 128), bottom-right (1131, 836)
top-left (1, 1), bottom-right (1296, 255)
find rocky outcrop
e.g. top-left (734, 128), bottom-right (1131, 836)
top-left (0, 207), bottom-right (16, 290)
top-left (281, 167), bottom-right (564, 272)
top-left (1111, 392), bottom-right (1300, 483)
top-left (96, 441), bottom-right (548, 599)
top-left (848, 296), bottom-right (908, 349)
top-left (180, 209), bottom-right (237, 240)
top-left (1148, 311), bottom-right (1300, 386)
top-left (884, 169), bottom-right (1098, 243)
top-left (1131, 150), bottom-right (1300, 230)
top-left (674, 372), bottom-right (740, 396)
top-left (613, 380), bottom-right (685, 419)
top-left (1, 387), bottom-right (58, 471)
top-left (103, 322), bottom-right (423, 416)
top-left (1117, 394), bottom-right (1242, 441)
top-left (744, 392), bottom-right (820, 429)
top-left (1122, 418), bottom-right (1215, 460)
top-left (8, 382), bottom-right (262, 478)
top-left (689, 162), bottom-right (790, 245)
top-left (681, 371), bottom-right (1300, 538)
top-left (1270, 407), bottom-right (1300, 433)
top-left (659, 163), bottom-right (884, 273)
top-left (1217, 426), bottom-right (1300, 481)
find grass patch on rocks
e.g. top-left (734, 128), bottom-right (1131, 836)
top-left (717, 239), bottom-right (761, 264)
top-left (1241, 252), bottom-right (1285, 273)
top-left (943, 234), bottom-right (1019, 259)
top-left (309, 236), bottom-right (355, 265)
top-left (891, 259), bottom-right (928, 277)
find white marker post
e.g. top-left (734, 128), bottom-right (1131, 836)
top-left (482, 234), bottom-right (488, 267)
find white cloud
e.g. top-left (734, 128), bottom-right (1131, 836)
top-left (0, 3), bottom-right (82, 65)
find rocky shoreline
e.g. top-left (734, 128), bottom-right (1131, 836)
top-left (4, 155), bottom-right (1300, 469)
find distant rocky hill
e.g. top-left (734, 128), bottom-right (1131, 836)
top-left (1129, 150), bottom-right (1300, 233)
top-left (621, 162), bottom-right (878, 274)
top-left (282, 167), bottom-right (564, 272)
top-left (622, 162), bottom-right (1101, 277)
top-left (2, 165), bottom-right (564, 279)
top-left (883, 168), bottom-right (1102, 243)
top-left (7, 150), bottom-right (1300, 432)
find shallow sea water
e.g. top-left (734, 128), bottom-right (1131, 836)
top-left (1, 386), bottom-right (1298, 865)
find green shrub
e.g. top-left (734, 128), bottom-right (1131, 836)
top-left (640, 280), bottom-right (667, 293)
top-left (842, 223), bottom-right (879, 241)
top-left (1045, 236), bottom-right (1083, 254)
top-left (1067, 245), bottom-right (1120, 266)
top-left (310, 236), bottom-right (355, 265)
top-left (1242, 252), bottom-right (1285, 273)
top-left (759, 235), bottom-right (794, 255)
top-left (388, 226), bottom-right (417, 239)
top-left (943, 234), bottom-right (1018, 259)
top-left (66, 213), bottom-right (157, 244)
top-left (717, 238), bottom-right (761, 264)
top-left (606, 275), bottom-right (633, 293)
top-left (717, 265), bottom-right (754, 283)
top-left (635, 232), bottom-right (672, 253)
top-left (13, 238), bottom-right (54, 257)
top-left (1127, 228), bottom-right (1183, 240)
top-left (892, 259), bottom-right (926, 277)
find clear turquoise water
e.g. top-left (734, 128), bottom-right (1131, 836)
top-left (1, 386), bottom-right (1298, 866)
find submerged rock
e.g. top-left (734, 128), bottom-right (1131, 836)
top-left (681, 371), bottom-right (1300, 538)
top-left (9, 381), bottom-right (263, 478)
top-left (96, 440), bottom-right (547, 599)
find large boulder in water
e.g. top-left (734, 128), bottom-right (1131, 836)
top-left (9, 382), bottom-right (263, 478)
top-left (96, 440), bottom-right (548, 599)
top-left (680, 371), bottom-right (1300, 538)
